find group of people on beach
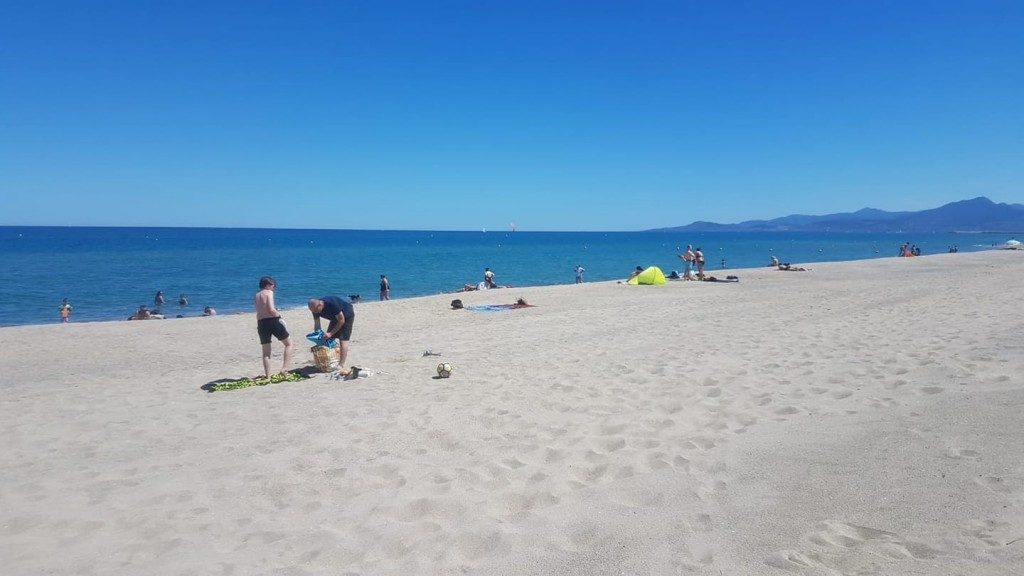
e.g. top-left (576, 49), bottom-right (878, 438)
top-left (672, 245), bottom-right (706, 280)
top-left (456, 267), bottom-right (511, 292)
top-left (56, 292), bottom-right (216, 323)
top-left (254, 276), bottom-right (358, 379)
top-left (899, 243), bottom-right (922, 257)
top-left (127, 291), bottom-right (215, 320)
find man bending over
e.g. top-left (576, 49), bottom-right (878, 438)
top-left (308, 295), bottom-right (356, 374)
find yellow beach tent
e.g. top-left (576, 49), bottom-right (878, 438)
top-left (627, 266), bottom-right (667, 285)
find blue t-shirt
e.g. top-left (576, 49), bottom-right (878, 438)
top-left (316, 295), bottom-right (354, 323)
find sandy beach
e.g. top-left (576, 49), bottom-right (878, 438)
top-left (2, 251), bottom-right (1022, 575)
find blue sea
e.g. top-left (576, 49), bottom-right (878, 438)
top-left (0, 226), bottom-right (1009, 326)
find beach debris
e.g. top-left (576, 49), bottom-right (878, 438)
top-left (331, 367), bottom-right (372, 381)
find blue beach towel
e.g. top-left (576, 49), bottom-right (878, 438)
top-left (466, 303), bottom-right (534, 312)
top-left (467, 305), bottom-right (509, 312)
top-left (306, 329), bottom-right (338, 348)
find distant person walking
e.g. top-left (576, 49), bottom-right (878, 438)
top-left (59, 298), bottom-right (72, 323)
top-left (308, 296), bottom-right (355, 374)
top-left (379, 275), bottom-right (391, 301)
top-left (484, 267), bottom-right (496, 289)
top-left (694, 247), bottom-right (706, 280)
top-left (574, 265), bottom-right (585, 284)
top-left (255, 276), bottom-right (293, 379)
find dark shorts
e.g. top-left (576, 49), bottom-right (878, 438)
top-left (328, 314), bottom-right (355, 342)
top-left (257, 317), bottom-right (289, 344)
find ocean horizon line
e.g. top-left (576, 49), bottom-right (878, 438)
top-left (3, 224), bottom-right (1014, 235)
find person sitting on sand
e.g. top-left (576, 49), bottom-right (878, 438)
top-left (456, 280), bottom-right (511, 292)
top-left (778, 263), bottom-right (809, 271)
top-left (202, 306), bottom-right (216, 316)
top-left (628, 266), bottom-right (644, 281)
top-left (770, 255), bottom-right (780, 267)
top-left (668, 270), bottom-right (681, 280)
top-left (129, 305), bottom-right (152, 320)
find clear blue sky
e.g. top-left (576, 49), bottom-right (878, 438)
top-left (1, 1), bottom-right (1021, 230)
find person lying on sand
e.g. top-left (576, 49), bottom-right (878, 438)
top-left (778, 264), bottom-right (809, 271)
top-left (463, 298), bottom-right (535, 312)
top-left (455, 282), bottom-right (512, 292)
top-left (128, 305), bottom-right (154, 320)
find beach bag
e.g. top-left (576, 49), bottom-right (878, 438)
top-left (450, 299), bottom-right (464, 309)
top-left (311, 344), bottom-right (341, 372)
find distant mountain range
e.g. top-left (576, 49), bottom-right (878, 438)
top-left (648, 197), bottom-right (1024, 233)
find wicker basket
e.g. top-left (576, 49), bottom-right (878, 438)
top-left (310, 344), bottom-right (340, 372)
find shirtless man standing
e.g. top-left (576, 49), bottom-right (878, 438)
top-left (255, 276), bottom-right (293, 378)
top-left (679, 245), bottom-right (696, 280)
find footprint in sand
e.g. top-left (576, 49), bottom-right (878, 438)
top-left (919, 386), bottom-right (945, 395)
top-left (883, 378), bottom-right (907, 390)
top-left (942, 448), bottom-right (980, 460)
top-left (961, 518), bottom-right (1018, 548)
top-left (600, 438), bottom-right (626, 452)
top-left (672, 456), bottom-right (691, 472)
top-left (794, 521), bottom-right (941, 565)
top-left (974, 475), bottom-right (1014, 495)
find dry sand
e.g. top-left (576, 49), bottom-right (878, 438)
top-left (2, 251), bottom-right (1023, 575)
